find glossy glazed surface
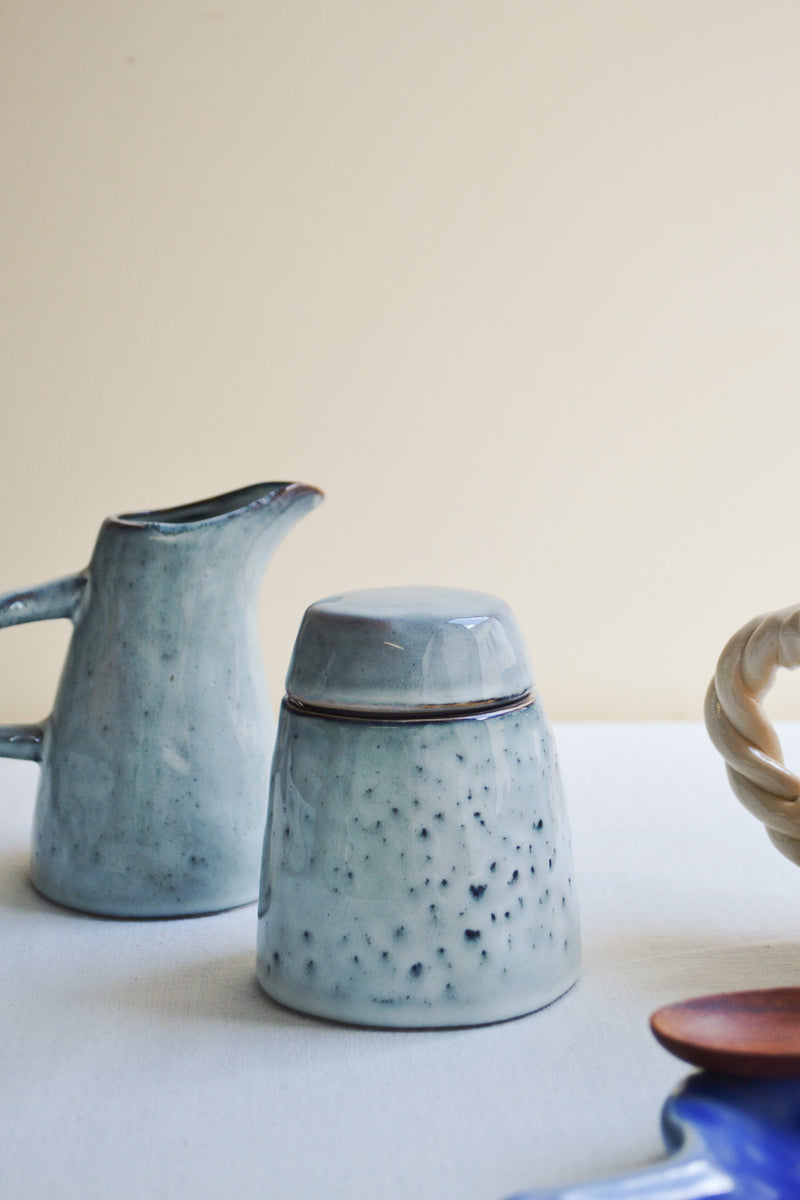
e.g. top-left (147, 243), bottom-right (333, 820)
top-left (257, 696), bottom-right (580, 1027)
top-left (0, 482), bottom-right (322, 917)
top-left (286, 586), bottom-right (534, 712)
top-left (705, 602), bottom-right (800, 866)
top-left (508, 1072), bottom-right (800, 1199)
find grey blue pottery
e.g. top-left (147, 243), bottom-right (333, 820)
top-left (0, 481), bottom-right (322, 917)
top-left (257, 586), bottom-right (580, 1028)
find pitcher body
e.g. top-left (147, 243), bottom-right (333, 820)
top-left (0, 482), bottom-right (322, 917)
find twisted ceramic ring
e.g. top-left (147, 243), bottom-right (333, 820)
top-left (705, 604), bottom-right (800, 866)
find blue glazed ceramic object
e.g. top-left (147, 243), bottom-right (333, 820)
top-left (507, 1073), bottom-right (800, 1199)
top-left (0, 482), bottom-right (322, 917)
top-left (257, 586), bottom-right (580, 1028)
top-left (286, 586), bottom-right (534, 712)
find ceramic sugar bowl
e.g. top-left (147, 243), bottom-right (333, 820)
top-left (256, 586), bottom-right (580, 1028)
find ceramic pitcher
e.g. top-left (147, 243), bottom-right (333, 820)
top-left (706, 601), bottom-right (800, 867)
top-left (0, 481), bottom-right (322, 917)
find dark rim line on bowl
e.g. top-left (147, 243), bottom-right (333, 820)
top-left (283, 689), bottom-right (537, 723)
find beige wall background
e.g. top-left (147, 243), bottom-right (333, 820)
top-left (2, 1), bottom-right (800, 724)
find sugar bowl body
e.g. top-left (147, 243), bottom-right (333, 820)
top-left (257, 587), bottom-right (580, 1027)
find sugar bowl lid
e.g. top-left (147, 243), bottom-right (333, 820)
top-left (285, 586), bottom-right (534, 714)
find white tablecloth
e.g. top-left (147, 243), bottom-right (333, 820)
top-left (3, 722), bottom-right (800, 1200)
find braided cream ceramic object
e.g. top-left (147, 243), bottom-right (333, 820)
top-left (705, 604), bottom-right (800, 865)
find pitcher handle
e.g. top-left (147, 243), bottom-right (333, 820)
top-left (705, 603), bottom-right (800, 862)
top-left (0, 573), bottom-right (87, 763)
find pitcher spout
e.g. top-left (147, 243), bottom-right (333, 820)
top-left (248, 480), bottom-right (325, 541)
top-left (238, 480), bottom-right (325, 565)
top-left (114, 479), bottom-right (322, 560)
top-left (117, 480), bottom-right (323, 532)
top-left (97, 479), bottom-right (325, 628)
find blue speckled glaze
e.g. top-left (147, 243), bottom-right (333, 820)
top-left (0, 482), bottom-right (322, 917)
top-left (286, 586), bottom-right (534, 712)
top-left (507, 1072), bottom-right (800, 1199)
top-left (257, 694), bottom-right (580, 1027)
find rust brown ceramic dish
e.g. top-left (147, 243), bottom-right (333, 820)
top-left (650, 987), bottom-right (800, 1078)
